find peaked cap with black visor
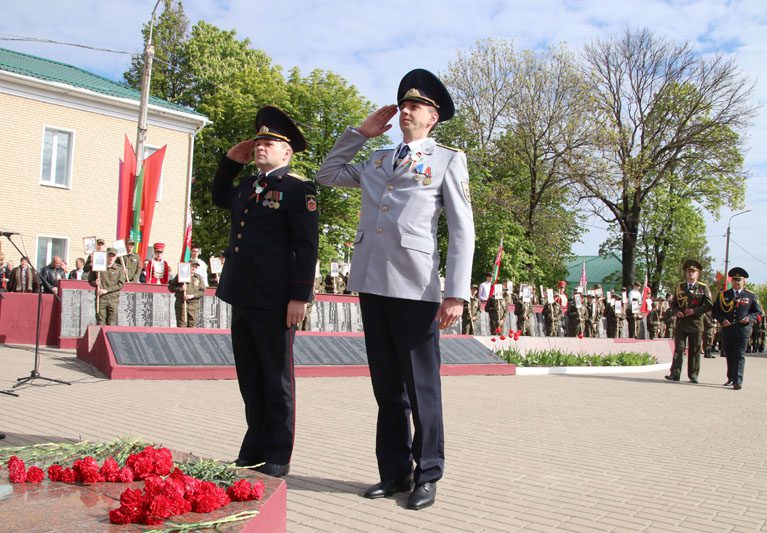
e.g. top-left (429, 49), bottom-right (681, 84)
top-left (254, 105), bottom-right (307, 153)
top-left (397, 68), bottom-right (455, 122)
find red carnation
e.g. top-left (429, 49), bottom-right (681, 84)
top-left (48, 464), bottom-right (64, 482)
top-left (108, 507), bottom-right (135, 525)
top-left (120, 487), bottom-right (144, 509)
top-left (227, 479), bottom-right (253, 502)
top-left (251, 480), bottom-right (265, 500)
top-left (118, 466), bottom-right (135, 483)
top-left (101, 457), bottom-right (120, 482)
top-left (26, 466), bottom-right (45, 483)
top-left (8, 456), bottom-right (27, 483)
top-left (60, 468), bottom-right (76, 484)
top-left (191, 492), bottom-right (222, 513)
top-left (146, 495), bottom-right (176, 521)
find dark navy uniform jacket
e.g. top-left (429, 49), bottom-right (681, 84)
top-left (712, 288), bottom-right (763, 338)
top-left (212, 156), bottom-right (319, 310)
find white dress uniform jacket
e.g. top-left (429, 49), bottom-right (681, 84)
top-left (316, 127), bottom-right (475, 303)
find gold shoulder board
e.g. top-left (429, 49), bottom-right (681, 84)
top-left (436, 143), bottom-right (462, 152)
top-left (286, 172), bottom-right (310, 182)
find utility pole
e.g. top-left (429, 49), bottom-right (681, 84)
top-left (135, 0), bottom-right (164, 170)
top-left (722, 209), bottom-right (751, 290)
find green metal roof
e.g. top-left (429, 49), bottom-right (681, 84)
top-left (0, 47), bottom-right (205, 118)
top-left (565, 253), bottom-right (623, 289)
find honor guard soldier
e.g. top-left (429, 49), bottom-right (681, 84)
top-left (316, 69), bottom-right (475, 510)
top-left (212, 105), bottom-right (319, 477)
top-left (584, 293), bottom-right (601, 338)
top-left (145, 243), bottom-right (170, 284)
top-left (485, 288), bottom-right (505, 334)
top-left (712, 267), bottom-right (762, 389)
top-left (88, 247), bottom-right (126, 325)
top-left (168, 260), bottom-right (206, 327)
top-left (665, 259), bottom-right (712, 384)
top-left (567, 288), bottom-right (587, 337)
top-left (515, 293), bottom-right (535, 336)
top-left (122, 239), bottom-right (142, 282)
top-left (543, 293), bottom-right (563, 337)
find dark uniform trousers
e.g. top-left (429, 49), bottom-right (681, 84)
top-left (721, 325), bottom-right (749, 385)
top-left (359, 293), bottom-right (443, 485)
top-left (231, 305), bottom-right (296, 466)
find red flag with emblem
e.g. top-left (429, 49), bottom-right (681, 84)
top-left (487, 238), bottom-right (504, 299)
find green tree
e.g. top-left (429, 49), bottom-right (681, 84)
top-left (123, 0), bottom-right (190, 103)
top-left (578, 28), bottom-right (755, 288)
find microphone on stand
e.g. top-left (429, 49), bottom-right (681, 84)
top-left (1, 231), bottom-right (20, 237)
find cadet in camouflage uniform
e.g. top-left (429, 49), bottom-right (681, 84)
top-left (300, 275), bottom-right (324, 331)
top-left (584, 293), bottom-right (600, 338)
top-left (665, 259), bottom-right (712, 384)
top-left (168, 260), bottom-right (206, 327)
top-left (88, 247), bottom-right (127, 325)
top-left (567, 290), bottom-right (587, 337)
top-left (702, 310), bottom-right (716, 358)
top-left (462, 285), bottom-right (479, 335)
top-left (485, 291), bottom-right (505, 335)
top-left (121, 238), bottom-right (143, 282)
top-left (514, 294), bottom-right (535, 336)
top-left (647, 301), bottom-right (662, 340)
top-left (655, 296), bottom-right (667, 338)
top-left (662, 298), bottom-right (676, 338)
top-left (605, 294), bottom-right (626, 338)
top-left (543, 298), bottom-right (562, 337)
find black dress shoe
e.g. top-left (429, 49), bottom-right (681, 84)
top-left (664, 375), bottom-right (679, 382)
top-left (256, 462), bottom-right (290, 477)
top-left (723, 380), bottom-right (733, 386)
top-left (733, 383), bottom-right (742, 390)
top-left (233, 458), bottom-right (261, 468)
top-left (407, 482), bottom-right (436, 510)
top-left (364, 474), bottom-right (414, 499)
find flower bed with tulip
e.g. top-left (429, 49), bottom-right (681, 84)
top-left (496, 346), bottom-right (658, 367)
top-left (0, 437), bottom-right (269, 531)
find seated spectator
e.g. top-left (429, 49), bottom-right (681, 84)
top-left (8, 257), bottom-right (39, 293)
top-left (68, 258), bottom-right (86, 280)
top-left (40, 256), bottom-right (66, 294)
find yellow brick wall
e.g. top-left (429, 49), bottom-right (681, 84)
top-left (0, 92), bottom-right (193, 274)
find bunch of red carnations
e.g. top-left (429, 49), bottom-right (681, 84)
top-left (4, 445), bottom-right (265, 526)
top-left (108, 468), bottom-right (264, 525)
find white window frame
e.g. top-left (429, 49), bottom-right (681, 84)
top-left (143, 145), bottom-right (164, 202)
top-left (35, 235), bottom-right (69, 271)
top-left (39, 126), bottom-right (75, 189)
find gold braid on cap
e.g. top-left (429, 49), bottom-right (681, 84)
top-left (402, 88), bottom-right (439, 108)
top-left (256, 125), bottom-right (290, 143)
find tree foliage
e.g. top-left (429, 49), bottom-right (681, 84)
top-left (578, 28), bottom-right (755, 288)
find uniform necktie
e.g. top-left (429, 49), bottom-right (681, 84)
top-left (394, 144), bottom-right (410, 169)
top-left (735, 290), bottom-right (740, 299)
top-left (688, 283), bottom-right (693, 291)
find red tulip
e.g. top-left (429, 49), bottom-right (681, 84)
top-left (499, 335), bottom-right (506, 340)
top-left (578, 333), bottom-right (584, 339)
top-left (490, 337), bottom-right (497, 342)
top-left (513, 331), bottom-right (521, 340)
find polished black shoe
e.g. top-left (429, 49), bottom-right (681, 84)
top-left (664, 375), bottom-right (679, 382)
top-left (407, 482), bottom-right (436, 510)
top-left (233, 458), bottom-right (261, 468)
top-left (364, 474), bottom-right (414, 499)
top-left (690, 378), bottom-right (698, 384)
top-left (733, 383), bottom-right (742, 390)
top-left (723, 380), bottom-right (733, 386)
top-left (256, 462), bottom-right (290, 477)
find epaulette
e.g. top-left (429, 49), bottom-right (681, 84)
top-left (285, 172), bottom-right (310, 182)
top-left (436, 143), bottom-right (462, 152)
top-left (698, 282), bottom-right (708, 286)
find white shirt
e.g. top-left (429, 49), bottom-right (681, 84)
top-left (392, 138), bottom-right (432, 170)
top-left (478, 281), bottom-right (492, 302)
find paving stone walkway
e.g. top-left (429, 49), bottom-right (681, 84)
top-left (1, 344), bottom-right (766, 531)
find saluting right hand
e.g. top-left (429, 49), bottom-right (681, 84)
top-left (358, 105), bottom-right (398, 139)
top-left (227, 139), bottom-right (256, 164)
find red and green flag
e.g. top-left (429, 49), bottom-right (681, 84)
top-left (487, 238), bottom-right (504, 299)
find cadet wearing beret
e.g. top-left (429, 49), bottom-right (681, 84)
top-left (212, 105), bottom-right (319, 478)
top-left (665, 259), bottom-right (712, 383)
top-left (316, 68), bottom-right (475, 510)
top-left (712, 267), bottom-right (762, 389)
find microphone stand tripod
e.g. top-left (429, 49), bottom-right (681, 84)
top-left (1, 235), bottom-right (71, 389)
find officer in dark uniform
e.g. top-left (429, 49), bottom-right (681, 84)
top-left (712, 267), bottom-right (762, 390)
top-left (665, 259), bottom-right (712, 384)
top-left (212, 106), bottom-right (319, 477)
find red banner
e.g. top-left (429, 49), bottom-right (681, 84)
top-left (117, 136), bottom-right (137, 240)
top-left (136, 146), bottom-right (167, 260)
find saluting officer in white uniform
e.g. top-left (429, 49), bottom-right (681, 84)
top-left (316, 68), bottom-right (475, 510)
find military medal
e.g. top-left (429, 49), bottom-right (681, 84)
top-left (263, 190), bottom-right (283, 209)
top-left (422, 166), bottom-right (432, 186)
top-left (375, 157), bottom-right (384, 169)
